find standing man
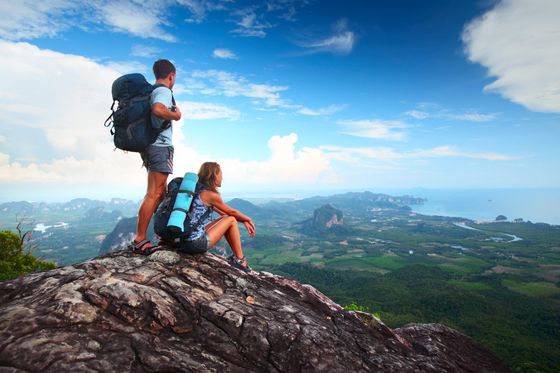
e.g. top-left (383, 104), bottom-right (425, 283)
top-left (129, 59), bottom-right (181, 253)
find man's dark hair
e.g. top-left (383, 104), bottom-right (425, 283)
top-left (153, 59), bottom-right (176, 79)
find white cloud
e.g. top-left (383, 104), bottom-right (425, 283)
top-left (0, 1), bottom-right (177, 42)
top-left (181, 101), bottom-right (240, 120)
top-left (445, 113), bottom-right (497, 122)
top-left (0, 40), bottom-right (152, 195)
top-left (321, 144), bottom-right (516, 163)
top-left (410, 146), bottom-right (516, 161)
top-left (297, 104), bottom-right (346, 116)
top-left (0, 40), bottom-right (119, 156)
top-left (188, 69), bottom-right (345, 116)
top-left (265, 0), bottom-right (312, 22)
top-left (0, 0), bottom-right (76, 40)
top-left (405, 106), bottom-right (497, 122)
top-left (0, 40), bottom-right (338, 198)
top-left (230, 8), bottom-right (272, 38)
top-left (297, 18), bottom-right (356, 55)
top-left (189, 70), bottom-right (292, 108)
top-left (95, 1), bottom-right (176, 42)
top-left (406, 110), bottom-right (430, 120)
top-left (462, 0), bottom-right (560, 113)
top-left (0, 1), bottom-right (317, 44)
top-left (217, 133), bottom-right (335, 186)
top-left (339, 119), bottom-right (409, 141)
top-left (130, 44), bottom-right (162, 58)
top-left (320, 146), bottom-right (403, 164)
top-left (212, 48), bottom-right (238, 59)
top-left (177, 0), bottom-right (226, 23)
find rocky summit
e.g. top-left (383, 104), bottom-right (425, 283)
top-left (0, 250), bottom-right (511, 372)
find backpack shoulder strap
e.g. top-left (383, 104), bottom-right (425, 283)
top-left (186, 184), bottom-right (214, 235)
top-left (151, 84), bottom-right (175, 131)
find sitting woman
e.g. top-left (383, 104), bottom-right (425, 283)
top-left (183, 161), bottom-right (256, 272)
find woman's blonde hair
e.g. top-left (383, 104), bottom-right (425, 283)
top-left (198, 162), bottom-right (221, 192)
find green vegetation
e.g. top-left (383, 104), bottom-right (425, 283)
top-left (344, 302), bottom-right (381, 320)
top-left (272, 262), bottom-right (560, 373)
top-left (0, 229), bottom-right (55, 281)
top-left (502, 279), bottom-right (560, 297)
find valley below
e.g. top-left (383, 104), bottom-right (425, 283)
top-left (1, 191), bottom-right (559, 372)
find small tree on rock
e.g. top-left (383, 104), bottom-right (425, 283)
top-left (0, 225), bottom-right (56, 282)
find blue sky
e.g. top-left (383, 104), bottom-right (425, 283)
top-left (0, 0), bottom-right (559, 201)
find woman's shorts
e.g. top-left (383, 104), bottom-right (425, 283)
top-left (179, 233), bottom-right (210, 254)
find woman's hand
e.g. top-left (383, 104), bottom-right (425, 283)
top-left (244, 219), bottom-right (256, 238)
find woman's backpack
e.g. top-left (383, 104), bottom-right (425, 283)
top-left (103, 73), bottom-right (174, 152)
top-left (153, 178), bottom-right (212, 244)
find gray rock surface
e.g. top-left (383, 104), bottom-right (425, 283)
top-left (0, 250), bottom-right (511, 372)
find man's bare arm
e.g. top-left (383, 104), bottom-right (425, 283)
top-left (152, 103), bottom-right (181, 121)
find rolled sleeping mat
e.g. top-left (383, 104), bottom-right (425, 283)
top-left (166, 172), bottom-right (198, 238)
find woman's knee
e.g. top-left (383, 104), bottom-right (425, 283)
top-left (225, 216), bottom-right (236, 225)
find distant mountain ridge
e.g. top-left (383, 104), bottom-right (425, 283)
top-left (0, 198), bottom-right (140, 220)
top-left (0, 198), bottom-right (139, 215)
top-left (0, 191), bottom-right (424, 215)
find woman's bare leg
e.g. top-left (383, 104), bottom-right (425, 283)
top-left (205, 216), bottom-right (245, 263)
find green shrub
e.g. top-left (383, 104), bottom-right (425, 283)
top-left (0, 230), bottom-right (56, 281)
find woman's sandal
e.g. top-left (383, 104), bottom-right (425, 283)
top-left (227, 255), bottom-right (252, 273)
top-left (128, 239), bottom-right (161, 255)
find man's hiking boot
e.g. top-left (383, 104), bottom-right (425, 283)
top-left (128, 239), bottom-right (161, 255)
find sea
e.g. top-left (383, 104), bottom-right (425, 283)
top-left (405, 188), bottom-right (560, 225)
top-left (236, 188), bottom-right (560, 226)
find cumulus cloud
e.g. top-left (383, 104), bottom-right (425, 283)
top-left (462, 0), bottom-right (560, 113)
top-left (0, 40), bottom-right (119, 156)
top-left (297, 18), bottom-right (356, 55)
top-left (0, 40), bottom-right (151, 196)
top-left (217, 133), bottom-right (334, 185)
top-left (212, 48), bottom-right (238, 59)
top-left (339, 119), bottom-right (409, 141)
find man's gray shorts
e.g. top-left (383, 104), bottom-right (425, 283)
top-left (140, 145), bottom-right (174, 174)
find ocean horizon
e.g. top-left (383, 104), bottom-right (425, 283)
top-left (406, 188), bottom-right (560, 225)
top-left (226, 187), bottom-right (560, 226)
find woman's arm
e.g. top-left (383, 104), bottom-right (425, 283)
top-left (202, 191), bottom-right (256, 237)
top-left (203, 191), bottom-right (250, 222)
